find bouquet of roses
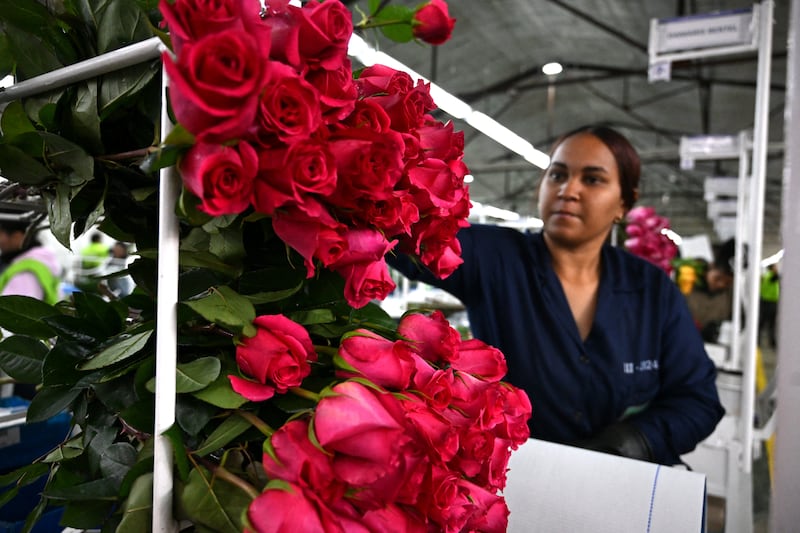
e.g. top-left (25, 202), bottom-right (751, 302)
top-left (623, 205), bottom-right (679, 275)
top-left (0, 0), bottom-right (531, 532)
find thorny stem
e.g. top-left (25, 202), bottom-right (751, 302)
top-left (235, 410), bottom-right (275, 437)
top-left (96, 147), bottom-right (154, 162)
top-left (313, 345), bottom-right (338, 357)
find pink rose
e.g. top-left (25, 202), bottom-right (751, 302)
top-left (397, 310), bottom-right (461, 363)
top-left (417, 119), bottom-right (465, 162)
top-left (401, 396), bottom-right (459, 462)
top-left (407, 157), bottom-right (465, 210)
top-left (252, 62), bottom-right (323, 145)
top-left (418, 464), bottom-right (472, 532)
top-left (336, 258), bottom-right (396, 309)
top-left (452, 427), bottom-right (496, 478)
top-left (178, 141), bottom-right (257, 216)
top-left (246, 482), bottom-right (344, 533)
top-left (272, 200), bottom-right (348, 277)
top-left (252, 139), bottom-right (337, 215)
top-left (228, 315), bottom-right (317, 401)
top-left (163, 29), bottom-right (269, 143)
top-left (410, 361), bottom-right (454, 412)
top-left (459, 479), bottom-right (510, 533)
top-left (332, 228), bottom-right (395, 267)
top-left (313, 381), bottom-right (409, 486)
top-left (476, 438), bottom-right (513, 491)
top-left (336, 329), bottom-right (416, 390)
top-left (262, 419), bottom-right (344, 502)
top-left (450, 338), bottom-right (508, 382)
top-left (412, 0), bottom-right (456, 45)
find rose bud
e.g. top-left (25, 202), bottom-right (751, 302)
top-left (412, 0), bottom-right (456, 45)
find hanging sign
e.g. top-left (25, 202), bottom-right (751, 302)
top-left (652, 8), bottom-right (755, 54)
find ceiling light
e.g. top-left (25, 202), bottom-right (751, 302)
top-left (542, 62), bottom-right (563, 76)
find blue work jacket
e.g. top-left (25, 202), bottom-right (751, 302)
top-left (389, 225), bottom-right (724, 465)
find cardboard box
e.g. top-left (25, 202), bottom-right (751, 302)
top-left (504, 439), bottom-right (707, 533)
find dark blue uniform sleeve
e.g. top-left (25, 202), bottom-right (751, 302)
top-left (627, 280), bottom-right (725, 464)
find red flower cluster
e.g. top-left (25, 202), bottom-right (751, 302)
top-left (624, 206), bottom-right (679, 274)
top-left (161, 0), bottom-right (469, 309)
top-left (239, 310), bottom-right (530, 533)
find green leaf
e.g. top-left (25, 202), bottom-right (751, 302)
top-left (42, 436), bottom-right (85, 463)
top-left (192, 414), bottom-right (251, 457)
top-left (60, 500), bottom-right (115, 530)
top-left (70, 81), bottom-right (104, 153)
top-left (73, 291), bottom-right (124, 338)
top-left (179, 250), bottom-right (242, 278)
top-left (99, 62), bottom-right (158, 118)
top-left (79, 330), bottom-right (153, 370)
top-left (115, 473), bottom-right (153, 532)
top-left (42, 341), bottom-right (92, 387)
top-left (97, 0), bottom-right (152, 53)
top-left (99, 442), bottom-right (138, 483)
top-left (118, 396), bottom-right (155, 434)
top-left (191, 365), bottom-right (248, 410)
top-left (42, 314), bottom-right (106, 344)
top-left (183, 286), bottom-right (256, 335)
top-left (27, 386), bottom-right (81, 423)
top-left (175, 395), bottom-right (217, 437)
top-left (209, 227), bottom-right (246, 263)
top-left (175, 467), bottom-right (250, 533)
top-left (0, 335), bottom-right (48, 383)
top-left (163, 424), bottom-right (191, 480)
top-left (39, 131), bottom-right (95, 185)
top-left (0, 463), bottom-right (50, 503)
top-left (2, 25), bottom-right (63, 80)
top-left (144, 357), bottom-right (221, 394)
top-left (44, 183), bottom-right (74, 248)
top-left (375, 5), bottom-right (416, 43)
top-left (0, 295), bottom-right (58, 338)
top-left (0, 100), bottom-right (36, 141)
top-left (0, 33), bottom-right (13, 77)
top-left (289, 308), bottom-right (336, 326)
top-left (0, 144), bottom-right (53, 186)
top-left (43, 477), bottom-right (119, 501)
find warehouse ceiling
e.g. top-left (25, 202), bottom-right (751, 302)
top-left (348, 0), bottom-right (789, 254)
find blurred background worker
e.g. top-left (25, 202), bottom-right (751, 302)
top-left (0, 210), bottom-right (62, 305)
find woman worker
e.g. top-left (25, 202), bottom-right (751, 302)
top-left (389, 125), bottom-right (724, 465)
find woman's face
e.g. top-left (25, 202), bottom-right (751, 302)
top-left (538, 133), bottom-right (626, 249)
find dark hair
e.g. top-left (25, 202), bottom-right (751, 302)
top-left (549, 125), bottom-right (641, 210)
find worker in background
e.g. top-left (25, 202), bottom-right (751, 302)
top-left (758, 263), bottom-right (780, 349)
top-left (0, 211), bottom-right (62, 305)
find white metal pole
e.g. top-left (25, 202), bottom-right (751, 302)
top-left (729, 130), bottom-right (750, 371)
top-left (0, 37), bottom-right (162, 104)
top-left (772, 0), bottom-right (800, 528)
top-left (152, 70), bottom-right (180, 532)
top-left (740, 0), bottom-right (773, 472)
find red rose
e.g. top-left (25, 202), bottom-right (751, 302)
top-left (336, 329), bottom-right (416, 390)
top-left (364, 82), bottom-right (435, 133)
top-left (412, 0), bottom-right (456, 45)
top-left (476, 438), bottom-right (513, 491)
top-left (252, 139), bottom-right (337, 215)
top-left (336, 258), bottom-right (396, 309)
top-left (246, 482), bottom-right (344, 533)
top-left (228, 314), bottom-right (317, 401)
top-left (164, 29), bottom-right (269, 143)
top-left (410, 362), bottom-right (454, 412)
top-left (313, 381), bottom-right (409, 485)
top-left (331, 228), bottom-right (395, 267)
top-left (328, 128), bottom-right (405, 208)
top-left (407, 157), bottom-right (465, 211)
top-left (452, 427), bottom-right (496, 478)
top-left (253, 62), bottom-right (323, 145)
top-left (342, 99), bottom-right (392, 133)
top-left (419, 464), bottom-right (472, 532)
top-left (418, 119), bottom-right (465, 161)
top-left (487, 383), bottom-right (532, 445)
top-left (356, 65), bottom-right (414, 98)
top-left (178, 141), bottom-right (257, 216)
top-left (159, 0), bottom-right (248, 54)
top-left (272, 199), bottom-right (348, 277)
top-left (362, 504), bottom-right (427, 533)
top-left (397, 310), bottom-right (461, 363)
top-left (262, 419), bottom-right (345, 502)
top-left (353, 191), bottom-right (420, 237)
top-left (306, 61), bottom-right (358, 123)
top-left (298, 0), bottom-right (353, 69)
top-left (450, 338), bottom-right (508, 382)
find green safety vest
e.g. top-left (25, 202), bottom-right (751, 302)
top-left (760, 273), bottom-right (780, 303)
top-left (0, 258), bottom-right (61, 305)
